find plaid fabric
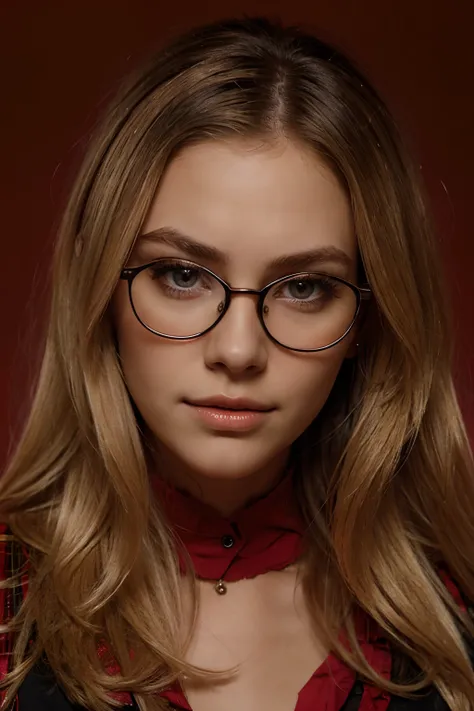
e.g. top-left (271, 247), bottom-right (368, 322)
top-left (0, 523), bottom-right (28, 709)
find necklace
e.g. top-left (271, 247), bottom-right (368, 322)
top-left (215, 579), bottom-right (227, 595)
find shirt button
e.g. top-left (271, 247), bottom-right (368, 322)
top-left (221, 534), bottom-right (235, 549)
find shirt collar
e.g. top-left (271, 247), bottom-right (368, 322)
top-left (152, 471), bottom-right (305, 582)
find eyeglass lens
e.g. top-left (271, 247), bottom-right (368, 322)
top-left (130, 259), bottom-right (358, 350)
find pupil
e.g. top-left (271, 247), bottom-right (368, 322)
top-left (175, 268), bottom-right (196, 287)
top-left (290, 281), bottom-right (312, 298)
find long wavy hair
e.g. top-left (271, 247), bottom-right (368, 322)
top-left (1, 16), bottom-right (474, 711)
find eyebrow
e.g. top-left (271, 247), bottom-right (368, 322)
top-left (138, 227), bottom-right (353, 271)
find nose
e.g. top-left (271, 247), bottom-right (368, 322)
top-left (203, 293), bottom-right (268, 376)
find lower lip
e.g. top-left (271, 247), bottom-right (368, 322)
top-left (186, 404), bottom-right (271, 431)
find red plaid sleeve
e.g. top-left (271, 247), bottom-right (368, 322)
top-left (0, 523), bottom-right (29, 706)
top-left (0, 523), bottom-right (13, 688)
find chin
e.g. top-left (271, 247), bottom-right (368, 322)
top-left (163, 432), bottom-right (289, 481)
top-left (184, 451), bottom-right (273, 480)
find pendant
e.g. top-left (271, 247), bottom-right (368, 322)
top-left (215, 579), bottom-right (227, 595)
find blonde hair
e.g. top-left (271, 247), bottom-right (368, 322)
top-left (1, 16), bottom-right (474, 711)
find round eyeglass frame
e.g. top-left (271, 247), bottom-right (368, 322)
top-left (120, 258), bottom-right (372, 353)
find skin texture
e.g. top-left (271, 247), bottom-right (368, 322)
top-left (113, 137), bottom-right (358, 514)
top-left (182, 568), bottom-right (330, 711)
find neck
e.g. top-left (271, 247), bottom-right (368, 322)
top-left (153, 446), bottom-right (291, 516)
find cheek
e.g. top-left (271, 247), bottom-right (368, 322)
top-left (117, 330), bottom-right (180, 402)
top-left (113, 286), bottom-right (175, 408)
top-left (114, 309), bottom-right (202, 430)
top-left (279, 347), bottom-right (348, 427)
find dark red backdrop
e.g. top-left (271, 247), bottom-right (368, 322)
top-left (1, 0), bottom-right (473, 466)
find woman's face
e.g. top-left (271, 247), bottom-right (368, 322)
top-left (114, 138), bottom-right (358, 484)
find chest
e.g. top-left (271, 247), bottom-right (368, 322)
top-left (182, 568), bottom-right (328, 711)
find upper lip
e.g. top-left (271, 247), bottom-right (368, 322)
top-left (186, 396), bottom-right (275, 412)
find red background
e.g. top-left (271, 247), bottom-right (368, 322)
top-left (1, 0), bottom-right (473, 466)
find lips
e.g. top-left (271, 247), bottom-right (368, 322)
top-left (185, 396), bottom-right (274, 412)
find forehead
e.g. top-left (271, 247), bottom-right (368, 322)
top-left (141, 138), bottom-right (357, 274)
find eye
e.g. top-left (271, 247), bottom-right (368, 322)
top-left (148, 261), bottom-right (207, 291)
top-left (141, 259), bottom-right (220, 302)
top-left (285, 279), bottom-right (322, 300)
top-left (166, 266), bottom-right (200, 289)
top-left (267, 274), bottom-right (344, 313)
top-left (277, 276), bottom-right (335, 302)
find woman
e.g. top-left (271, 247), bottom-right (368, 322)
top-left (1, 15), bottom-right (473, 711)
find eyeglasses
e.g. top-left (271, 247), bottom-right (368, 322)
top-left (120, 258), bottom-right (371, 352)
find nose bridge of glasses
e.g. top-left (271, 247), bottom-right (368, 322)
top-left (224, 286), bottom-right (267, 320)
top-left (228, 286), bottom-right (264, 297)
top-left (211, 285), bottom-right (264, 343)
top-left (215, 287), bottom-right (268, 350)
